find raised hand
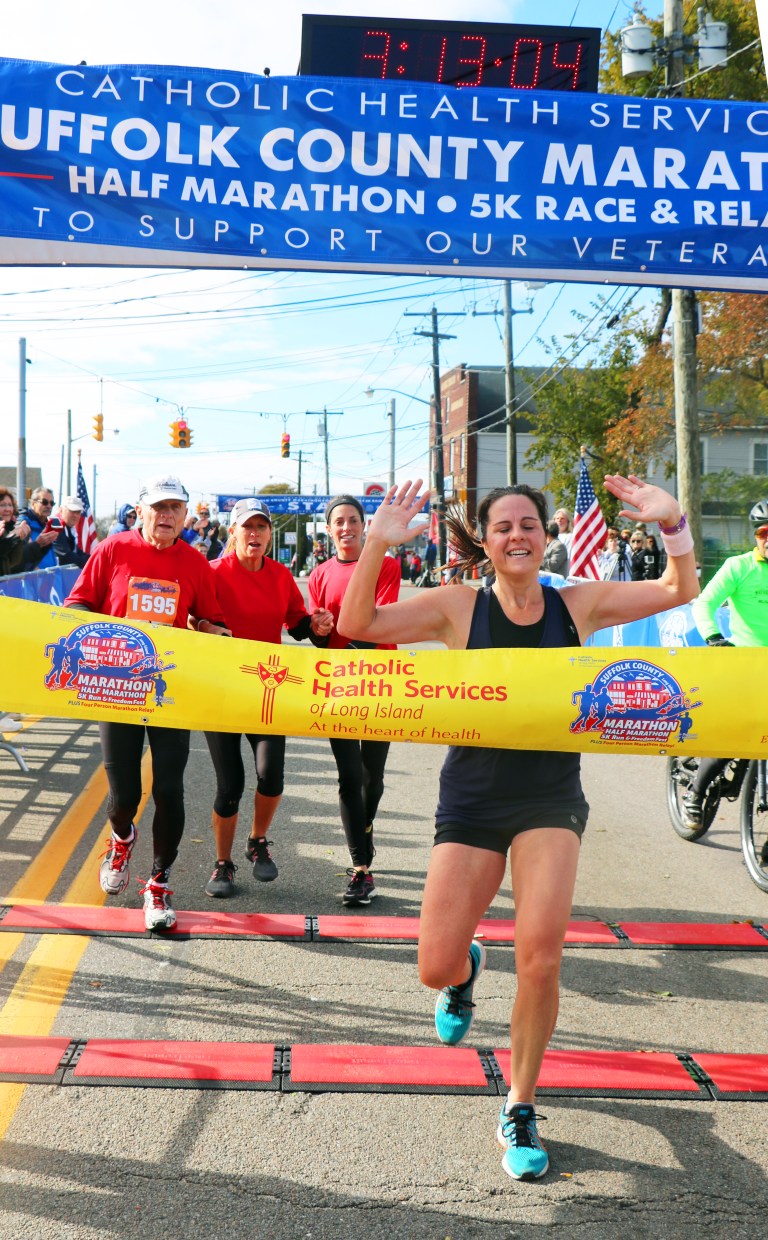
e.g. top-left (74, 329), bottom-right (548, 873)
top-left (366, 480), bottom-right (430, 546)
top-left (604, 474), bottom-right (681, 529)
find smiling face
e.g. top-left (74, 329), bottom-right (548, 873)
top-left (0, 493), bottom-right (15, 522)
top-left (329, 505), bottom-right (365, 561)
top-left (234, 514), bottom-right (272, 567)
top-left (138, 499), bottom-right (187, 549)
top-left (482, 494), bottom-right (546, 577)
top-left (754, 524), bottom-right (768, 561)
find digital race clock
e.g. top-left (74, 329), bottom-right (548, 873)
top-left (300, 14), bottom-right (600, 92)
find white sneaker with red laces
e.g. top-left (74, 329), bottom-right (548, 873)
top-left (99, 828), bottom-right (136, 896)
top-left (141, 874), bottom-right (176, 931)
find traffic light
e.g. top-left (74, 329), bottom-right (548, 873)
top-left (169, 418), bottom-right (193, 448)
top-left (92, 413), bottom-right (103, 441)
top-left (281, 432), bottom-right (290, 458)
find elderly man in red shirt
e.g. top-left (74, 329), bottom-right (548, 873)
top-left (66, 474), bottom-right (230, 929)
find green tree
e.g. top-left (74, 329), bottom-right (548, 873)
top-left (702, 468), bottom-right (768, 515)
top-left (606, 293), bottom-right (768, 464)
top-left (597, 4), bottom-right (768, 477)
top-left (601, 1), bottom-right (766, 102)
top-left (523, 309), bottom-right (644, 519)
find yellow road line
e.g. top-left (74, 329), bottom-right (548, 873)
top-left (0, 934), bottom-right (24, 975)
top-left (0, 714), bottom-right (41, 737)
top-left (0, 749), bottom-right (154, 1140)
top-left (64, 749), bottom-right (153, 906)
top-left (0, 935), bottom-right (91, 1140)
top-left (6, 765), bottom-right (109, 905)
top-left (0, 935), bottom-right (91, 1035)
top-left (1, 720), bottom-right (106, 972)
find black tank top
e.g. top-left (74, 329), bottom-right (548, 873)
top-left (435, 586), bottom-right (589, 827)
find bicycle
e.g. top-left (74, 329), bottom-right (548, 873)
top-left (666, 756), bottom-right (768, 893)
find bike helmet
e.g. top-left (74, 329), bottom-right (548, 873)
top-left (749, 499), bottom-right (768, 528)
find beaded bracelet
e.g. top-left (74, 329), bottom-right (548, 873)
top-left (658, 511), bottom-right (687, 535)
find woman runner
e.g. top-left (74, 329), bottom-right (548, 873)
top-left (308, 494), bottom-right (401, 905)
top-left (201, 498), bottom-right (333, 897)
top-left (338, 475), bottom-right (698, 1181)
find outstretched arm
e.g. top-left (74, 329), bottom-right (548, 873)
top-left (337, 481), bottom-right (470, 647)
top-left (566, 474), bottom-right (699, 637)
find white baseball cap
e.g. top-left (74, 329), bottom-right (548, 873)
top-left (230, 497), bottom-right (272, 526)
top-left (138, 475), bottom-right (190, 506)
top-left (61, 495), bottom-right (83, 512)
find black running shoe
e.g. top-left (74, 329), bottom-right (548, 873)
top-left (205, 859), bottom-right (237, 899)
top-left (682, 789), bottom-right (703, 825)
top-left (246, 836), bottom-right (278, 882)
top-left (341, 868), bottom-right (375, 906)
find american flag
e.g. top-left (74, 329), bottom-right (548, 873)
top-left (74, 461), bottom-right (98, 555)
top-left (569, 456), bottom-right (607, 580)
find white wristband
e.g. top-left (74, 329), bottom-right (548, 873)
top-left (660, 525), bottom-right (694, 557)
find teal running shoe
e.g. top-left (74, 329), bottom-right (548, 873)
top-left (434, 940), bottom-right (486, 1045)
top-left (497, 1103), bottom-right (549, 1180)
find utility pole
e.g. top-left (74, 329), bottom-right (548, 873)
top-left (405, 304), bottom-right (464, 565)
top-left (295, 449), bottom-right (302, 577)
top-left (66, 409), bottom-right (72, 495)
top-left (17, 338), bottom-right (26, 506)
top-left (665, 0), bottom-right (702, 559)
top-left (503, 281), bottom-right (521, 486)
top-left (92, 465), bottom-right (97, 519)
top-left (305, 407), bottom-right (342, 495)
top-left (387, 398), bottom-right (395, 490)
top-left (473, 284), bottom-right (533, 485)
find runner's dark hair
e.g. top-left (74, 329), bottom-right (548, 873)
top-left (325, 494), bottom-right (365, 524)
top-left (445, 485), bottom-right (549, 575)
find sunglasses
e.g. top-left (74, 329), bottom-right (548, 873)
top-left (755, 525), bottom-right (768, 539)
top-left (37, 499), bottom-right (53, 506)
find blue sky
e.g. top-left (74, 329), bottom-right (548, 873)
top-left (0, 2), bottom-right (684, 514)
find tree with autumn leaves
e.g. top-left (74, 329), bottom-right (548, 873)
top-left (527, 2), bottom-right (768, 522)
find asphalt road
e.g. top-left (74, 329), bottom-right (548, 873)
top-left (0, 606), bottom-right (767, 1239)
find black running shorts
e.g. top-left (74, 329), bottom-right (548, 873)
top-left (433, 809), bottom-right (586, 856)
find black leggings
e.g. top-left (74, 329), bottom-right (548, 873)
top-left (328, 738), bottom-right (390, 867)
top-left (204, 731), bottom-right (286, 815)
top-left (692, 757), bottom-right (730, 795)
top-left (98, 721), bottom-right (190, 873)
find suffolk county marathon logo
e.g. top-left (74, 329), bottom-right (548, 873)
top-left (241, 654), bottom-right (302, 726)
top-left (44, 621), bottom-right (175, 709)
top-left (569, 658), bottom-right (700, 746)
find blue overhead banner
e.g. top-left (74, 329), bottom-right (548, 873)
top-left (217, 494), bottom-right (429, 515)
top-left (0, 58), bottom-right (767, 291)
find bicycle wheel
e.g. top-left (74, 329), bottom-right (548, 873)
top-left (740, 762), bottom-right (768, 893)
top-left (666, 757), bottom-right (716, 841)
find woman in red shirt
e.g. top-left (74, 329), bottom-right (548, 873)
top-left (202, 498), bottom-right (332, 898)
top-left (308, 494), bottom-right (401, 906)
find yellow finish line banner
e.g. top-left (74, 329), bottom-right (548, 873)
top-left (2, 598), bottom-right (766, 758)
